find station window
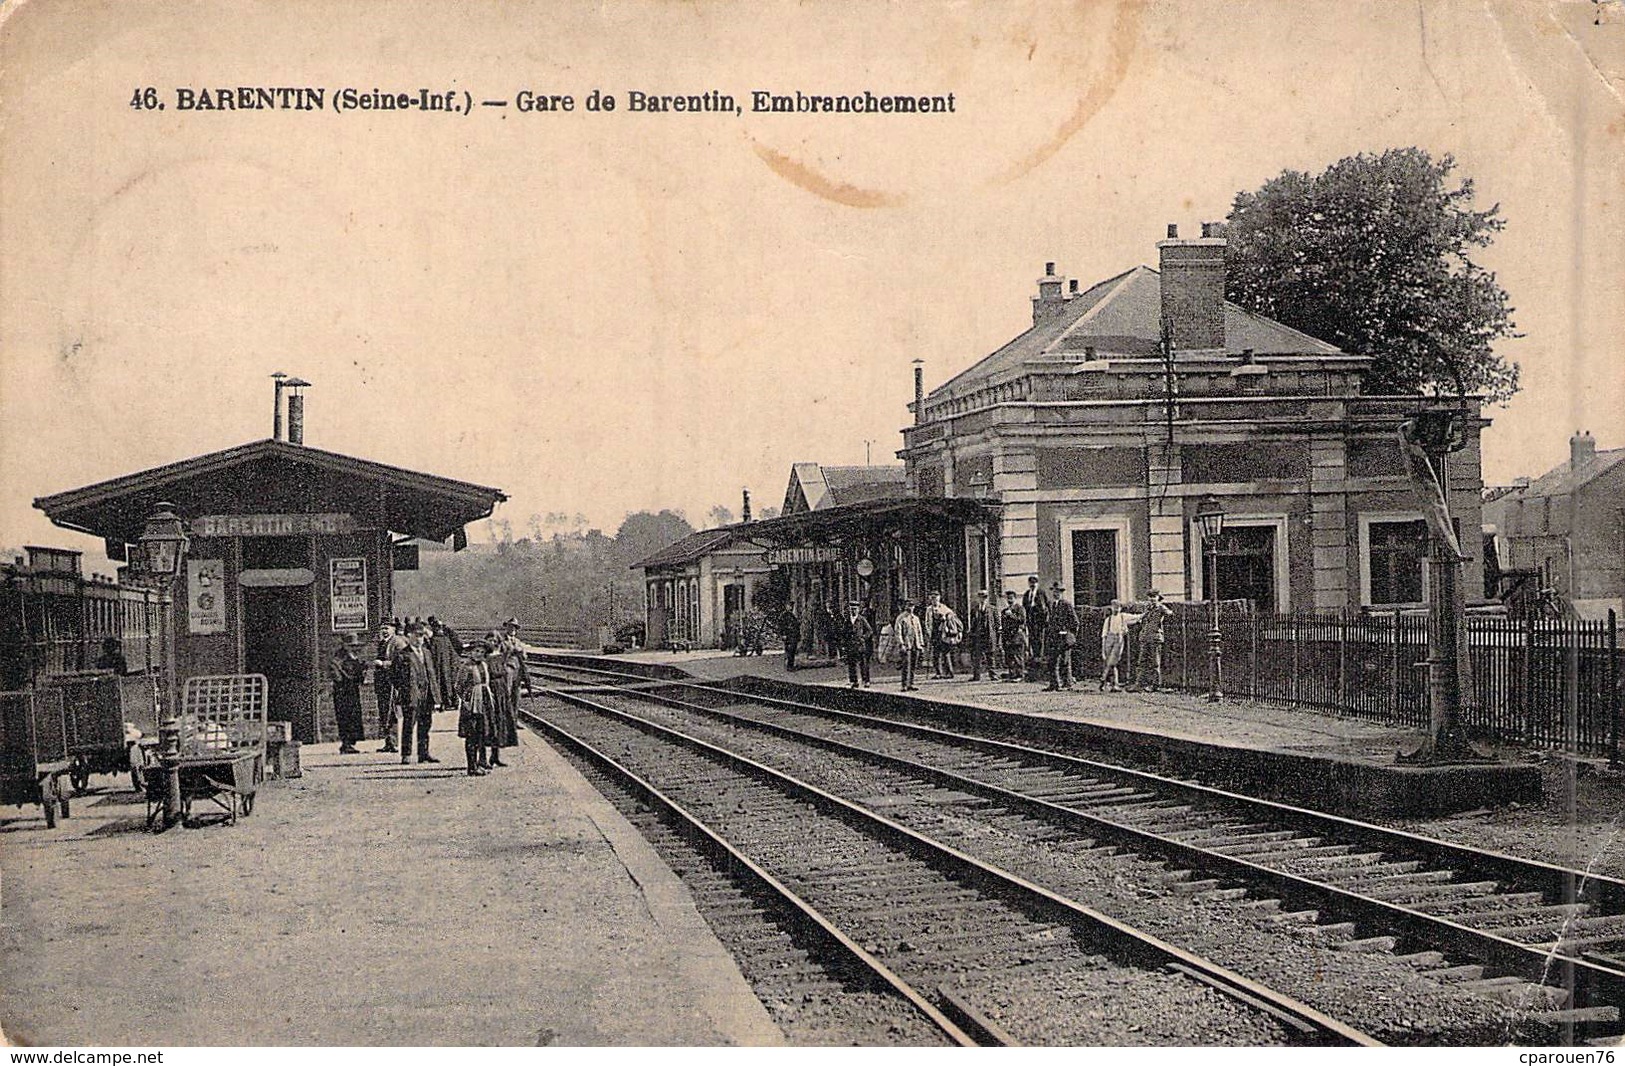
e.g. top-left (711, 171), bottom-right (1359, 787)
top-left (1366, 518), bottom-right (1427, 607)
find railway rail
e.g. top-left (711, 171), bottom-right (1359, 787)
top-left (517, 672), bottom-right (1378, 1046)
top-left (524, 653), bottom-right (1625, 1044)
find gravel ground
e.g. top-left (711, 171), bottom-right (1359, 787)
top-left (1389, 754), bottom-right (1625, 880)
top-left (605, 694), bottom-right (1542, 1045)
top-left (535, 698), bottom-right (1300, 1046)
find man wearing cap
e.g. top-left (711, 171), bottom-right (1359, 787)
top-left (499, 617), bottom-right (533, 713)
top-left (839, 600), bottom-right (874, 688)
top-left (966, 589), bottom-right (1001, 682)
top-left (1130, 589), bottom-right (1174, 691)
top-left (329, 635), bottom-right (367, 754)
top-left (893, 602), bottom-right (924, 691)
top-left (372, 622), bottom-right (408, 753)
top-left (1023, 576), bottom-right (1050, 680)
top-left (1000, 590), bottom-right (1029, 681)
top-left (1044, 582), bottom-right (1080, 692)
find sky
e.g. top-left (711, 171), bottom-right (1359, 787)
top-left (2, 0), bottom-right (1621, 568)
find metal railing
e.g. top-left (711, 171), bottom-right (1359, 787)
top-left (1073, 604), bottom-right (1622, 759)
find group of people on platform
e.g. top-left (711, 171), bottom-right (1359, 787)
top-left (775, 580), bottom-right (1175, 695)
top-left (327, 615), bottom-right (532, 778)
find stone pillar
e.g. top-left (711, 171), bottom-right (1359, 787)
top-left (994, 449), bottom-right (1037, 590)
top-left (1310, 438), bottom-right (1349, 610)
top-left (1147, 443), bottom-right (1185, 598)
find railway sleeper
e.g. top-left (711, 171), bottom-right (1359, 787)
top-left (1274, 849), bottom-right (1390, 872)
top-left (1216, 836), bottom-right (1324, 857)
top-left (1408, 892), bottom-right (1556, 916)
top-left (825, 891), bottom-right (1001, 916)
top-left (1334, 935), bottom-right (1399, 954)
top-left (1428, 964), bottom-right (1487, 983)
top-left (1357, 878), bottom-right (1503, 902)
top-left (1168, 827), bottom-right (1295, 847)
top-left (1394, 950), bottom-right (1448, 968)
top-left (1335, 867), bottom-right (1456, 891)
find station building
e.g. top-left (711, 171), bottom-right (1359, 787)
top-left (902, 225), bottom-right (1488, 613)
top-left (1482, 431), bottom-right (1624, 620)
top-left (635, 463), bottom-right (997, 651)
top-left (34, 436), bottom-right (505, 742)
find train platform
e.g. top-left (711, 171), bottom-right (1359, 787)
top-left (0, 713), bottom-right (783, 1047)
top-left (589, 648), bottom-right (1544, 816)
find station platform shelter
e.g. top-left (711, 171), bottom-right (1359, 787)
top-left (33, 438), bottom-right (505, 742)
top-left (737, 496), bottom-right (1000, 651)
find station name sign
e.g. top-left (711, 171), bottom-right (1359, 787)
top-left (765, 546), bottom-right (840, 564)
top-left (193, 513), bottom-right (356, 537)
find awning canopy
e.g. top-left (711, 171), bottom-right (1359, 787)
top-left (34, 438), bottom-right (507, 545)
top-left (731, 495), bottom-right (999, 547)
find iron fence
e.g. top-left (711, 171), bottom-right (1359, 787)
top-left (1076, 604), bottom-right (1621, 758)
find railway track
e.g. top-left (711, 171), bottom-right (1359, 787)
top-left (525, 654), bottom-right (1625, 1044)
top-left (517, 675), bottom-right (1378, 1046)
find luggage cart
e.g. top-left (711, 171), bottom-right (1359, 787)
top-left (145, 674), bottom-right (267, 829)
top-left (55, 673), bottom-right (138, 794)
top-left (0, 687), bottom-right (74, 827)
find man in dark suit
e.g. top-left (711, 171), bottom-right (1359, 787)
top-left (967, 589), bottom-right (1001, 681)
top-left (373, 622), bottom-right (408, 753)
top-left (1044, 583), bottom-right (1080, 691)
top-left (839, 600), bottom-right (874, 688)
top-left (777, 605), bottom-right (801, 670)
top-left (393, 623), bottom-right (443, 763)
top-left (1023, 576), bottom-right (1051, 680)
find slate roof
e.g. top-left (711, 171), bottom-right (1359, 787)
top-left (820, 465), bottom-right (907, 506)
top-left (1508, 448), bottom-right (1625, 501)
top-left (633, 527), bottom-right (759, 570)
top-left (785, 463), bottom-right (907, 512)
top-left (929, 265), bottom-right (1347, 403)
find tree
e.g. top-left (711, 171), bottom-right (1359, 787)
top-left (707, 504), bottom-right (735, 527)
top-left (611, 510), bottom-right (695, 568)
top-left (1224, 148), bottom-right (1520, 404)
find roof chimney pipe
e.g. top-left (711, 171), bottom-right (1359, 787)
top-left (271, 371), bottom-right (288, 441)
top-left (1157, 222), bottom-right (1227, 352)
top-left (1570, 430), bottom-right (1595, 467)
top-left (283, 377), bottom-right (311, 446)
top-left (913, 359), bottom-right (925, 425)
top-left (742, 488), bottom-right (752, 523)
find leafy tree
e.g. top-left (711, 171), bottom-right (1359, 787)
top-left (610, 509), bottom-right (695, 568)
top-left (707, 504), bottom-right (735, 527)
top-left (1224, 148), bottom-right (1519, 404)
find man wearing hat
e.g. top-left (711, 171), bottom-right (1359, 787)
top-left (498, 617), bottom-right (533, 717)
top-left (1000, 590), bottom-right (1029, 681)
top-left (1044, 582), bottom-right (1080, 692)
top-left (839, 600), bottom-right (874, 688)
top-left (966, 589), bottom-right (1001, 682)
top-left (329, 634), bottom-right (367, 754)
top-left (1022, 576), bottom-right (1050, 680)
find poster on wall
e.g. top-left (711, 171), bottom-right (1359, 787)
top-left (186, 559), bottom-right (227, 635)
top-left (329, 558), bottom-right (369, 632)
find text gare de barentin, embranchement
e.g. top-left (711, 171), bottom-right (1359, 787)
top-left (167, 86), bottom-right (956, 115)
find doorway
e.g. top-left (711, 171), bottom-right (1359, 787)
top-left (242, 584), bottom-right (315, 740)
top-left (722, 583), bottom-right (745, 648)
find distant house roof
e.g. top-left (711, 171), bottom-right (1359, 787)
top-left (34, 438), bottom-right (507, 545)
top-left (784, 463), bottom-right (907, 513)
top-left (633, 527), bottom-right (765, 570)
top-left (1505, 448), bottom-right (1625, 501)
top-left (930, 265), bottom-right (1348, 403)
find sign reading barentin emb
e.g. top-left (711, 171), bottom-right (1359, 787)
top-left (766, 547), bottom-right (841, 564)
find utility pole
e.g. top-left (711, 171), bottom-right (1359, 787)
top-left (1396, 411), bottom-right (1487, 765)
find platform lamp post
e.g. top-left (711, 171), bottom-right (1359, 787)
top-left (134, 502), bottom-right (189, 828)
top-left (1195, 494), bottom-right (1226, 702)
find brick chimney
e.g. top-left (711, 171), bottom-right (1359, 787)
top-left (1570, 430), bottom-right (1595, 467)
top-left (1031, 261), bottom-right (1073, 326)
top-left (1157, 222), bottom-right (1227, 351)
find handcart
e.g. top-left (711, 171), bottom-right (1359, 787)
top-left (1, 687), bottom-right (75, 827)
top-left (145, 674), bottom-right (267, 829)
top-left (54, 672), bottom-right (144, 794)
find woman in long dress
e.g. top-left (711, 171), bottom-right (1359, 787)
top-left (482, 633), bottom-right (519, 767)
